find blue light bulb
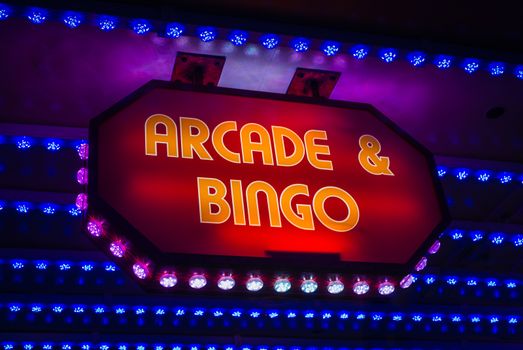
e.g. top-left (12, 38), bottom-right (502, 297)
top-left (424, 275), bottom-right (436, 284)
top-left (15, 136), bottom-right (33, 149)
top-left (412, 314), bottom-right (423, 322)
top-left (434, 55), bottom-right (453, 69)
top-left (392, 313), bottom-right (403, 321)
top-left (476, 170), bottom-right (491, 182)
top-left (97, 15), bottom-right (117, 31)
top-left (198, 26), bottom-right (217, 42)
top-left (513, 234), bottom-right (523, 247)
top-left (470, 315), bottom-right (481, 323)
top-left (260, 34), bottom-right (280, 49)
top-left (514, 65), bottom-right (523, 79)
top-left (0, 4), bottom-right (11, 20)
top-left (462, 58), bottom-right (480, 74)
top-left (34, 260), bottom-right (48, 270)
top-left (166, 22), bottom-right (184, 38)
top-left (11, 260), bottom-right (24, 269)
top-left (81, 262), bottom-right (94, 271)
top-left (228, 30), bottom-right (248, 46)
top-left (486, 279), bottom-right (498, 287)
top-left (45, 139), bottom-right (63, 151)
top-left (290, 37), bottom-right (310, 52)
top-left (450, 229), bottom-right (464, 240)
top-left (466, 278), bottom-right (477, 286)
top-left (469, 230), bottom-right (484, 242)
top-left (371, 313), bottom-right (383, 321)
top-left (63, 12), bottom-right (83, 28)
top-left (451, 315), bottom-right (462, 322)
top-left (350, 44), bottom-right (369, 59)
top-left (16, 202), bottom-right (31, 213)
top-left (407, 51), bottom-right (426, 66)
top-left (454, 168), bottom-right (469, 180)
top-left (490, 232), bottom-right (505, 245)
top-left (68, 205), bottom-right (82, 216)
top-left (104, 263), bottom-right (117, 272)
top-left (488, 62), bottom-right (505, 76)
top-left (27, 8), bottom-right (48, 24)
top-left (436, 166), bottom-right (447, 177)
top-left (41, 203), bottom-right (57, 215)
top-left (446, 276), bottom-right (458, 285)
top-left (131, 19), bottom-right (151, 35)
top-left (321, 41), bottom-right (340, 56)
top-left (379, 48), bottom-right (398, 63)
top-left (508, 316), bottom-right (519, 324)
top-left (94, 305), bottom-right (106, 314)
top-left (497, 172), bottom-right (512, 184)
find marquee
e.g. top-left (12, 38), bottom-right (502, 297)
top-left (88, 80), bottom-right (447, 294)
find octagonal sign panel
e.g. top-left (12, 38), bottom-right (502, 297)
top-left (88, 80), bottom-right (447, 295)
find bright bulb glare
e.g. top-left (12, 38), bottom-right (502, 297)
top-left (327, 279), bottom-right (344, 294)
top-left (217, 275), bottom-right (235, 290)
top-left (246, 276), bottom-right (264, 291)
top-left (189, 274), bottom-right (207, 289)
top-left (274, 277), bottom-right (291, 293)
top-left (352, 280), bottom-right (370, 295)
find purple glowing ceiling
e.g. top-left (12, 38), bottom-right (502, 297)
top-left (0, 18), bottom-right (522, 163)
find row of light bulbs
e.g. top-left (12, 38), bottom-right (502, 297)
top-left (6, 258), bottom-right (520, 292)
top-left (4, 135), bottom-right (521, 187)
top-left (86, 217), bottom-right (397, 296)
top-left (1, 4), bottom-right (522, 78)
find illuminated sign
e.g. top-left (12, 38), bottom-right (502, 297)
top-left (89, 81), bottom-right (447, 293)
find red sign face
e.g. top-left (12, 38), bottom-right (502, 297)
top-left (90, 81), bottom-right (446, 274)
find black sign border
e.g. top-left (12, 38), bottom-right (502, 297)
top-left (89, 80), bottom-right (450, 294)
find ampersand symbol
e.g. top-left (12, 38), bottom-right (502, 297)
top-left (358, 134), bottom-right (394, 176)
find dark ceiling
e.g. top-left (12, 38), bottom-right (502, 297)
top-left (1, 1), bottom-right (523, 348)
top-left (139, 0), bottom-right (523, 54)
top-left (11, 0), bottom-right (523, 57)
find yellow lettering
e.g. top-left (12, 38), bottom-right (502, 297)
top-left (272, 126), bottom-right (305, 167)
top-left (304, 130), bottom-right (333, 170)
top-left (245, 181), bottom-right (281, 227)
top-left (280, 184), bottom-right (314, 230)
top-left (230, 179), bottom-right (246, 225)
top-left (313, 186), bottom-right (359, 232)
top-left (240, 123), bottom-right (274, 165)
top-left (212, 121), bottom-right (241, 163)
top-left (144, 114), bottom-right (178, 157)
top-left (180, 117), bottom-right (213, 160)
top-left (197, 177), bottom-right (230, 224)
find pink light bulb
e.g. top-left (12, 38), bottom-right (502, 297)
top-left (76, 193), bottom-right (88, 210)
top-left (188, 273), bottom-right (207, 289)
top-left (159, 270), bottom-right (178, 288)
top-left (86, 218), bottom-right (103, 237)
top-left (352, 278), bottom-right (370, 295)
top-left (428, 240), bottom-right (441, 254)
top-left (78, 143), bottom-right (89, 160)
top-left (109, 239), bottom-right (127, 258)
top-left (415, 256), bottom-right (428, 272)
top-left (377, 279), bottom-right (395, 295)
top-left (400, 274), bottom-right (414, 289)
top-left (132, 261), bottom-right (150, 280)
top-left (76, 168), bottom-right (88, 185)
